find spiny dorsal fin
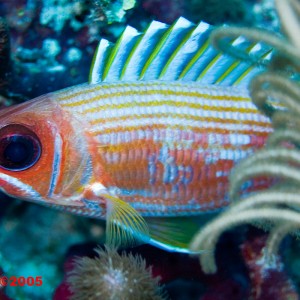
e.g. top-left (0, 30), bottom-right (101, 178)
top-left (89, 17), bottom-right (271, 86)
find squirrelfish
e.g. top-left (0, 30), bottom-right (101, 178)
top-left (0, 18), bottom-right (272, 252)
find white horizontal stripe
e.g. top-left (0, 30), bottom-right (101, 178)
top-left (97, 126), bottom-right (271, 146)
top-left (90, 116), bottom-right (271, 133)
top-left (57, 82), bottom-right (249, 104)
top-left (98, 128), bottom-right (188, 144)
top-left (229, 133), bottom-right (251, 145)
top-left (57, 82), bottom-right (250, 108)
top-left (83, 104), bottom-right (269, 124)
top-left (204, 148), bottom-right (252, 163)
top-left (97, 127), bottom-right (270, 145)
top-left (63, 93), bottom-right (254, 115)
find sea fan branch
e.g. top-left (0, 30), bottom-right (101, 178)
top-left (190, 0), bottom-right (300, 274)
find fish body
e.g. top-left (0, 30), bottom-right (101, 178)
top-left (54, 81), bottom-right (270, 216)
top-left (0, 18), bottom-right (272, 250)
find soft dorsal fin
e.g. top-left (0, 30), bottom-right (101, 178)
top-left (89, 17), bottom-right (272, 86)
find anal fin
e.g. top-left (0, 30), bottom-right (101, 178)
top-left (146, 215), bottom-right (215, 253)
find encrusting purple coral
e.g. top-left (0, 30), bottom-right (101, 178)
top-left (241, 234), bottom-right (299, 300)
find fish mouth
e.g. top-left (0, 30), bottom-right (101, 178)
top-left (0, 172), bottom-right (44, 203)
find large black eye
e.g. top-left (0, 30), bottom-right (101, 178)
top-left (0, 124), bottom-right (41, 171)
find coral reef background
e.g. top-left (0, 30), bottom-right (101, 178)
top-left (0, 0), bottom-right (299, 300)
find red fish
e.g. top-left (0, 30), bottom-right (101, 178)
top-left (0, 18), bottom-right (271, 251)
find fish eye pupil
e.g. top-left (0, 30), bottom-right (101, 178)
top-left (0, 125), bottom-right (41, 171)
top-left (4, 138), bottom-right (31, 164)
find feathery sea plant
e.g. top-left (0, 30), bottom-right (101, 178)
top-left (190, 0), bottom-right (300, 274)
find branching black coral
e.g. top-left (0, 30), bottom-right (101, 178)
top-left (190, 0), bottom-right (300, 274)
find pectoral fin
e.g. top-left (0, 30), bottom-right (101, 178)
top-left (104, 194), bottom-right (150, 248)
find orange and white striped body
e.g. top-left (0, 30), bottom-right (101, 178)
top-left (53, 81), bottom-right (271, 217)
